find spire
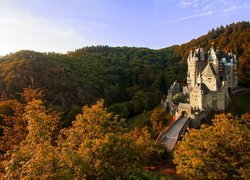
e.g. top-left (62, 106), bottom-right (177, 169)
top-left (210, 44), bottom-right (216, 58)
top-left (187, 49), bottom-right (193, 61)
top-left (197, 73), bottom-right (203, 84)
top-left (208, 43), bottom-right (214, 60)
top-left (193, 47), bottom-right (197, 59)
top-left (199, 47), bottom-right (205, 61)
top-left (207, 43), bottom-right (219, 74)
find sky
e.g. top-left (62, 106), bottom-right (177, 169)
top-left (0, 0), bottom-right (249, 55)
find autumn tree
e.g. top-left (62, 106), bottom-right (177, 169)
top-left (125, 127), bottom-right (165, 165)
top-left (61, 100), bottom-right (156, 179)
top-left (0, 88), bottom-right (44, 152)
top-left (4, 98), bottom-right (71, 179)
top-left (21, 87), bottom-right (44, 102)
top-left (173, 113), bottom-right (250, 179)
top-left (150, 107), bottom-right (171, 132)
top-left (0, 100), bottom-right (26, 153)
top-left (83, 133), bottom-right (155, 179)
top-left (0, 88), bottom-right (44, 175)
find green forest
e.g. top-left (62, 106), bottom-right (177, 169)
top-left (0, 21), bottom-right (250, 179)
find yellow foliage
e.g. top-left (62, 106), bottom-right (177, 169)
top-left (173, 113), bottom-right (250, 179)
top-left (3, 99), bottom-right (158, 179)
top-left (150, 107), bottom-right (169, 132)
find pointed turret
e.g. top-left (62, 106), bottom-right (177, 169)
top-left (193, 47), bottom-right (199, 61)
top-left (197, 73), bottom-right (203, 84)
top-left (199, 48), bottom-right (205, 61)
top-left (187, 49), bottom-right (193, 62)
top-left (208, 43), bottom-right (219, 74)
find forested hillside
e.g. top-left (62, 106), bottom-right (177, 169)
top-left (0, 21), bottom-right (249, 124)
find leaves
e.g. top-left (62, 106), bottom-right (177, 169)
top-left (150, 107), bottom-right (171, 132)
top-left (60, 100), bottom-right (160, 178)
top-left (4, 97), bottom-right (66, 179)
top-left (173, 113), bottom-right (250, 179)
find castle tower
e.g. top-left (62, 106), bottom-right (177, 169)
top-left (223, 51), bottom-right (239, 89)
top-left (208, 44), bottom-right (220, 74)
top-left (187, 48), bottom-right (206, 88)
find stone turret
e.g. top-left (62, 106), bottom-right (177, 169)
top-left (187, 47), bottom-right (207, 89)
top-left (208, 45), bottom-right (220, 74)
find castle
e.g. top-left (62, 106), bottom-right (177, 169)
top-left (163, 44), bottom-right (238, 127)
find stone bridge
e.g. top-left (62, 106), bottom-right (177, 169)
top-left (157, 116), bottom-right (189, 151)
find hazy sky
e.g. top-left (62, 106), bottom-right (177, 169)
top-left (0, 0), bottom-right (249, 55)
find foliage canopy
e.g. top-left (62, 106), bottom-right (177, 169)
top-left (173, 113), bottom-right (250, 179)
